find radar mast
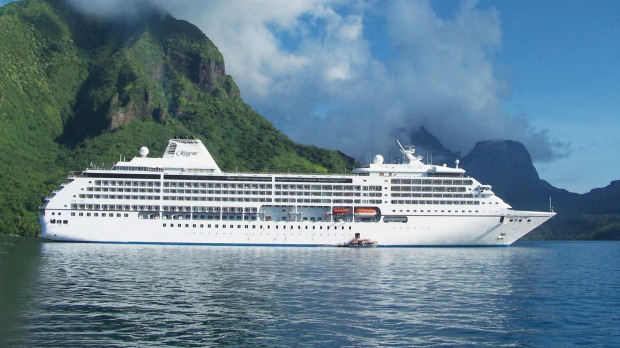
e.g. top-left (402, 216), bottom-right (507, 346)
top-left (396, 139), bottom-right (421, 164)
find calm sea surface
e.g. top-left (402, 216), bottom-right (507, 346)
top-left (1, 238), bottom-right (619, 347)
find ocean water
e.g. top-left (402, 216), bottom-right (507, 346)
top-left (1, 238), bottom-right (619, 347)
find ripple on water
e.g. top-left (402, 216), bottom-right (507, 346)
top-left (3, 241), bottom-right (620, 347)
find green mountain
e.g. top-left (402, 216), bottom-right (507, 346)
top-left (0, 0), bottom-right (355, 236)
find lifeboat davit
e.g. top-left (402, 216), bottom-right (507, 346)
top-left (332, 207), bottom-right (350, 214)
top-left (354, 207), bottom-right (378, 216)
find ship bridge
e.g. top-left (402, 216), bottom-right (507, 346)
top-left (352, 140), bottom-right (465, 177)
top-left (112, 139), bottom-right (222, 173)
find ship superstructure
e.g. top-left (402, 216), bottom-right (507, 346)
top-left (39, 138), bottom-right (555, 246)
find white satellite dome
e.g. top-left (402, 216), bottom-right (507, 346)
top-left (372, 154), bottom-right (384, 164)
top-left (139, 146), bottom-right (149, 158)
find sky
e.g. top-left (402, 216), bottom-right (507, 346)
top-left (2, 0), bottom-right (619, 194)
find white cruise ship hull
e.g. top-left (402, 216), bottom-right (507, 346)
top-left (39, 138), bottom-right (556, 246)
top-left (40, 211), bottom-right (553, 246)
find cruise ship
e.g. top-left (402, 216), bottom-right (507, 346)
top-left (39, 138), bottom-right (555, 246)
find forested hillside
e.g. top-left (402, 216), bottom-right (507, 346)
top-left (0, 0), bottom-right (355, 235)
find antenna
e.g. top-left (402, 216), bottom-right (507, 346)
top-left (430, 145), bottom-right (433, 165)
top-left (549, 197), bottom-right (554, 212)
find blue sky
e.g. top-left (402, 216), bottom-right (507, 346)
top-left (2, 0), bottom-right (619, 194)
top-left (481, 0), bottom-right (620, 193)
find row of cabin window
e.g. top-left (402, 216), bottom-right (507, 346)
top-left (276, 191), bottom-right (356, 197)
top-left (71, 204), bottom-right (157, 211)
top-left (163, 196), bottom-right (272, 202)
top-left (391, 200), bottom-right (483, 205)
top-left (160, 190), bottom-right (384, 197)
top-left (79, 194), bottom-right (159, 200)
top-left (391, 193), bottom-right (474, 198)
top-left (70, 212), bottom-right (130, 217)
top-left (112, 166), bottom-right (163, 172)
top-left (274, 191), bottom-right (382, 197)
top-left (164, 189), bottom-right (271, 195)
top-left (274, 199), bottom-right (383, 204)
top-left (164, 182), bottom-right (272, 189)
top-left (274, 184), bottom-right (381, 191)
top-left (163, 214), bottom-right (256, 221)
top-left (162, 223), bottom-right (353, 230)
top-left (391, 186), bottom-right (467, 192)
top-left (94, 180), bottom-right (160, 187)
top-left (159, 189), bottom-right (377, 197)
top-left (88, 187), bottom-right (160, 193)
top-left (391, 179), bottom-right (474, 185)
top-left (163, 206), bottom-right (255, 213)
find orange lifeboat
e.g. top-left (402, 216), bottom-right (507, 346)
top-left (332, 207), bottom-right (350, 215)
top-left (354, 207), bottom-right (378, 216)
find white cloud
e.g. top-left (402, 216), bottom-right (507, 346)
top-left (68, 0), bottom-right (563, 162)
top-left (156, 0), bottom-right (328, 98)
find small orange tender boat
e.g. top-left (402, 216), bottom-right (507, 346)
top-left (354, 207), bottom-right (377, 216)
top-left (332, 207), bottom-right (350, 214)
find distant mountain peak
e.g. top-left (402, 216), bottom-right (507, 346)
top-left (464, 140), bottom-right (538, 180)
top-left (409, 126), bottom-right (458, 166)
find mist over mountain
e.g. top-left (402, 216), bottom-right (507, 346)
top-left (0, 0), bottom-right (617, 239)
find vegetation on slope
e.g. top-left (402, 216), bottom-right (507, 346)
top-left (0, 0), bottom-right (355, 236)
